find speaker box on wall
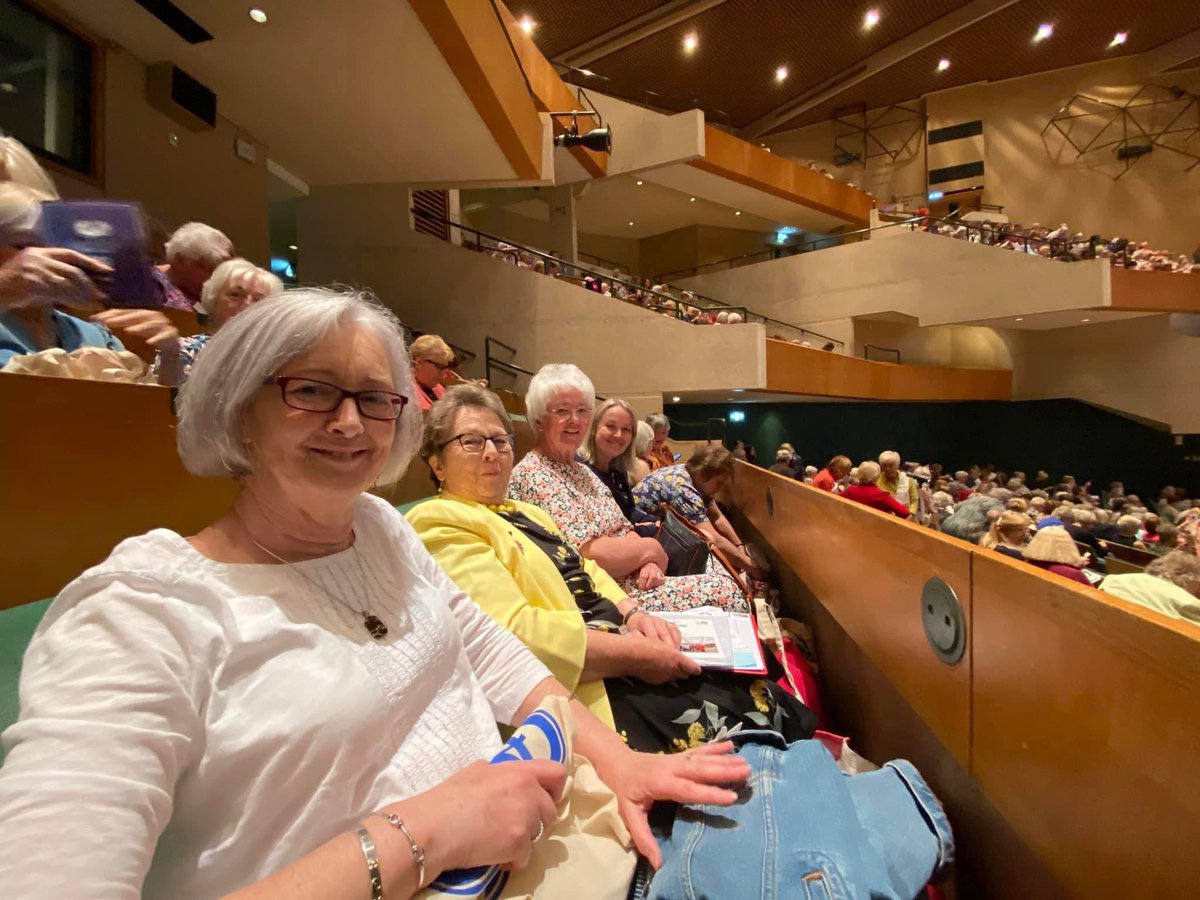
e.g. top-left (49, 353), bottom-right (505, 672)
top-left (146, 62), bottom-right (217, 131)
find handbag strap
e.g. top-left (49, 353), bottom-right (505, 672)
top-left (660, 505), bottom-right (752, 601)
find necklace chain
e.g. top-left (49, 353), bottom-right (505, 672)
top-left (246, 531), bottom-right (390, 640)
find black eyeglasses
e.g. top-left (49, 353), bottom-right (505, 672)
top-left (268, 376), bottom-right (408, 421)
top-left (439, 432), bottom-right (516, 453)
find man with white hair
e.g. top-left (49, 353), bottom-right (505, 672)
top-left (155, 221), bottom-right (234, 311)
top-left (1101, 551), bottom-right (1200, 624)
top-left (877, 450), bottom-right (917, 515)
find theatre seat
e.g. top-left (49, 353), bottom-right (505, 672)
top-left (0, 598), bottom-right (52, 765)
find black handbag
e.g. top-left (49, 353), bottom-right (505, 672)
top-left (655, 506), bottom-right (709, 576)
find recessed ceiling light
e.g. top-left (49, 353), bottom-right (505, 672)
top-left (1081, 317), bottom-right (1090, 322)
top-left (775, 66), bottom-right (789, 83)
top-left (683, 33), bottom-right (698, 53)
top-left (1109, 31), bottom-right (1128, 48)
top-left (518, 16), bottom-right (537, 35)
top-left (732, 388), bottom-right (744, 392)
top-left (672, 396), bottom-right (681, 402)
top-left (689, 196), bottom-right (696, 202)
top-left (1015, 317), bottom-right (1024, 322)
top-left (628, 221), bottom-right (634, 227)
top-left (249, 8), bottom-right (267, 24)
top-left (579, 68), bottom-right (595, 76)
top-left (288, 244), bottom-right (298, 251)
top-left (734, 210), bottom-right (741, 216)
top-left (636, 179), bottom-right (643, 185)
top-left (937, 58), bottom-right (951, 72)
top-left (1034, 22), bottom-right (1054, 42)
top-left (864, 9), bottom-right (881, 30)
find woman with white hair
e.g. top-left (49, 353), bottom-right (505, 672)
top-left (644, 411), bottom-right (674, 470)
top-left (509, 364), bottom-right (748, 613)
top-left (153, 221), bottom-right (234, 310)
top-left (139, 257), bottom-right (281, 385)
top-left (1021, 525), bottom-right (1093, 586)
top-left (0, 289), bottom-right (760, 897)
top-left (629, 420), bottom-right (654, 485)
top-left (409, 334), bottom-right (461, 411)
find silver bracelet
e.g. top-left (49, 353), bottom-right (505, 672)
top-left (374, 812), bottom-right (427, 889)
top-left (354, 826), bottom-right (384, 900)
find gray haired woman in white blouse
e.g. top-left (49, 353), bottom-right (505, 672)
top-left (0, 289), bottom-right (748, 898)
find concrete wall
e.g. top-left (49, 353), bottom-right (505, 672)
top-left (299, 184), bottom-right (766, 397)
top-left (49, 47), bottom-right (270, 263)
top-left (768, 56), bottom-right (1200, 251)
top-left (677, 230), bottom-right (1109, 327)
top-left (854, 321), bottom-right (1015, 370)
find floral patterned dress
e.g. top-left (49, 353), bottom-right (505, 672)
top-left (632, 464), bottom-right (710, 523)
top-left (509, 450), bottom-right (749, 613)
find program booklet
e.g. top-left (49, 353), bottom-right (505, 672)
top-left (656, 607), bottom-right (768, 674)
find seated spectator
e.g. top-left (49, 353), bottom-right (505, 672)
top-left (633, 445), bottom-right (759, 577)
top-left (768, 448), bottom-right (798, 478)
top-left (629, 420), bottom-right (654, 486)
top-left (141, 258), bottom-right (281, 385)
top-left (409, 333), bottom-right (455, 410)
top-left (1110, 514), bottom-right (1146, 548)
top-left (812, 455), bottom-right (851, 492)
top-left (979, 511), bottom-right (1032, 560)
top-left (1022, 526), bottom-right (1093, 586)
top-left (777, 442), bottom-right (802, 475)
top-left (1152, 523), bottom-right (1180, 555)
top-left (644, 412), bottom-right (675, 470)
top-left (1, 287), bottom-right (852, 897)
top-left (408, 385), bottom-right (816, 753)
top-left (1100, 552), bottom-right (1200, 625)
top-left (509, 365), bottom-right (747, 613)
top-left (1066, 508), bottom-right (1109, 559)
top-left (940, 494), bottom-right (1004, 543)
top-left (843, 461), bottom-right (912, 518)
top-left (154, 222), bottom-right (234, 311)
top-left (0, 182), bottom-right (127, 367)
top-left (580, 399), bottom-right (658, 534)
top-left (877, 450), bottom-right (917, 515)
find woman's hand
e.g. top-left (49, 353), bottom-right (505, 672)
top-left (634, 561), bottom-right (666, 592)
top-left (634, 533), bottom-right (669, 570)
top-left (93, 308), bottom-right (180, 351)
top-left (601, 743), bottom-right (751, 869)
top-left (385, 759), bottom-right (567, 878)
top-left (627, 636), bottom-right (700, 684)
top-left (626, 610), bottom-right (679, 646)
top-left (0, 247), bottom-right (110, 311)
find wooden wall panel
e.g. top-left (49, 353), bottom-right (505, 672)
top-left (765, 338), bottom-right (1013, 401)
top-left (0, 375), bottom-right (237, 608)
top-left (733, 462), bottom-right (973, 765)
top-left (1109, 267), bottom-right (1200, 313)
top-left (971, 551), bottom-right (1200, 896)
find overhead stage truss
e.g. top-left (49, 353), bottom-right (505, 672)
top-left (832, 103), bottom-right (925, 168)
top-left (1041, 84), bottom-right (1200, 180)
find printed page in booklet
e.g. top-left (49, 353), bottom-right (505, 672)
top-left (656, 608), bottom-right (767, 674)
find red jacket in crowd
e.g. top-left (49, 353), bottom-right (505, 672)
top-left (843, 484), bottom-right (912, 518)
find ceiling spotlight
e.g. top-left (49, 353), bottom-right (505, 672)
top-left (683, 33), bottom-right (698, 53)
top-left (672, 396), bottom-right (681, 402)
top-left (1015, 317), bottom-right (1024, 322)
top-left (636, 179), bottom-right (644, 185)
top-left (689, 197), bottom-right (696, 202)
top-left (550, 111), bottom-right (613, 153)
top-left (249, 7), bottom-right (267, 23)
top-left (1081, 317), bottom-right (1090, 322)
top-left (864, 9), bottom-right (881, 30)
top-left (1034, 22), bottom-right (1054, 42)
top-left (775, 66), bottom-right (789, 83)
top-left (734, 210), bottom-right (742, 216)
top-left (732, 388), bottom-right (744, 392)
top-left (288, 244), bottom-right (298, 251)
top-left (937, 58), bottom-right (951, 72)
top-left (628, 221), bottom-right (634, 227)
top-left (518, 16), bottom-right (536, 35)
top-left (1109, 31), bottom-right (1128, 48)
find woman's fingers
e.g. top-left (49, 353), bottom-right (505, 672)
top-left (618, 800), bottom-right (663, 870)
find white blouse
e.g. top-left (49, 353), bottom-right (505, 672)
top-left (0, 494), bottom-right (552, 898)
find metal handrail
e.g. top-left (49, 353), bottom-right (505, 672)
top-left (483, 335), bottom-right (607, 403)
top-left (411, 208), bottom-right (845, 349)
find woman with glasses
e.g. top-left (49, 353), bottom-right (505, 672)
top-left (407, 384), bottom-right (816, 754)
top-left (508, 364), bottom-right (748, 614)
top-left (0, 289), bottom-right (758, 896)
top-left (409, 334), bottom-right (456, 410)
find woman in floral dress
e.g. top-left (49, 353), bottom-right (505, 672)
top-left (508, 364), bottom-right (748, 613)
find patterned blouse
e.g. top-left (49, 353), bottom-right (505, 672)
top-left (150, 333), bottom-right (210, 382)
top-left (632, 464), bottom-right (709, 524)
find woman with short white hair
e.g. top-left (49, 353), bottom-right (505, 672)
top-left (0, 289), bottom-right (755, 897)
top-left (510, 364), bottom-right (748, 613)
top-left (629, 420), bottom-right (654, 485)
top-left (644, 411), bottom-right (674, 470)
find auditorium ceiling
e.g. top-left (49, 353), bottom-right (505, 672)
top-left (513, 0), bottom-right (1200, 136)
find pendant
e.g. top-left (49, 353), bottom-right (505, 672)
top-left (363, 613), bottom-right (389, 639)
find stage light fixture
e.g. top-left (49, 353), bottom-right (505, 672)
top-left (550, 111), bottom-right (613, 153)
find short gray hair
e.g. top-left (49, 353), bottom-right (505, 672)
top-left (165, 221), bottom-right (233, 266)
top-left (1117, 515), bottom-right (1142, 533)
top-left (857, 460), bottom-right (881, 483)
top-left (419, 384), bottom-right (513, 477)
top-left (195, 258), bottom-right (283, 316)
top-left (525, 363), bottom-right (595, 428)
top-left (633, 420), bottom-right (653, 457)
top-left (878, 450), bottom-right (901, 466)
top-left (1146, 551), bottom-right (1200, 594)
top-left (177, 288), bottom-right (420, 485)
top-left (645, 413), bottom-right (670, 433)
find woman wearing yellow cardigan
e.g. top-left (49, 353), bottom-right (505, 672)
top-left (405, 384), bottom-right (814, 754)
